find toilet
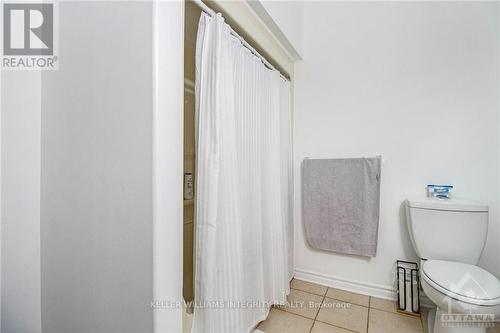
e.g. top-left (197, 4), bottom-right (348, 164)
top-left (405, 198), bottom-right (500, 333)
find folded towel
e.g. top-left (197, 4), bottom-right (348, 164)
top-left (302, 157), bottom-right (381, 257)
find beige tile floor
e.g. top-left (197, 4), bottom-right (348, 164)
top-left (258, 278), bottom-right (424, 333)
top-left (258, 279), bottom-right (500, 333)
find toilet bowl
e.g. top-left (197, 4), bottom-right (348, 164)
top-left (420, 260), bottom-right (500, 333)
top-left (405, 198), bottom-right (500, 333)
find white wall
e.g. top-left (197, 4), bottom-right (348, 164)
top-left (40, 2), bottom-right (153, 332)
top-left (480, 2), bottom-right (500, 281)
top-left (1, 2), bottom-right (184, 332)
top-left (255, 0), bottom-right (304, 59)
top-left (294, 1), bottom-right (500, 294)
top-left (152, 1), bottom-right (184, 331)
top-left (1, 72), bottom-right (42, 333)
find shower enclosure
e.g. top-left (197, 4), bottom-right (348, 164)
top-left (183, 1), bottom-right (294, 332)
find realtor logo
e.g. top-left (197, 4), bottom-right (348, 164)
top-left (2, 2), bottom-right (58, 69)
top-left (3, 3), bottom-right (53, 55)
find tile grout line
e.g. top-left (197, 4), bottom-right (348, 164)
top-left (273, 305), bottom-right (319, 322)
top-left (275, 306), bottom-right (365, 333)
top-left (290, 282), bottom-right (424, 333)
top-left (294, 289), bottom-right (421, 317)
top-left (314, 288), bottom-right (363, 333)
top-left (308, 287), bottom-right (327, 333)
top-left (313, 319), bottom-right (360, 333)
top-left (272, 305), bottom-right (358, 332)
top-left (290, 286), bottom-right (327, 297)
top-left (323, 295), bottom-right (369, 309)
top-left (367, 296), bottom-right (371, 333)
top-left (275, 290), bottom-right (364, 333)
top-left (294, 282), bottom-right (383, 309)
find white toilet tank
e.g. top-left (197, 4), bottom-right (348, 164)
top-left (405, 198), bottom-right (488, 265)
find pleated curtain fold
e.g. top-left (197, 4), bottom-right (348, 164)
top-left (192, 13), bottom-right (293, 333)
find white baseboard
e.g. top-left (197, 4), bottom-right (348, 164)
top-left (294, 268), bottom-right (396, 300)
top-left (294, 268), bottom-right (436, 309)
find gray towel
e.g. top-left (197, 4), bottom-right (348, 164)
top-left (302, 157), bottom-right (381, 257)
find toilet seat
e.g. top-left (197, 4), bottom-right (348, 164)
top-left (422, 260), bottom-right (500, 306)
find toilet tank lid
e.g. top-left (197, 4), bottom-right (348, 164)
top-left (406, 198), bottom-right (488, 212)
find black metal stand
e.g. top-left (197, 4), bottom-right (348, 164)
top-left (396, 260), bottom-right (420, 315)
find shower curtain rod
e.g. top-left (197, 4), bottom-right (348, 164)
top-left (190, 0), bottom-right (290, 82)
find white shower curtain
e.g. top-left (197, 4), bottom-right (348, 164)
top-left (192, 13), bottom-right (293, 333)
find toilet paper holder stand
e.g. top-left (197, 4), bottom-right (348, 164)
top-left (396, 260), bottom-right (420, 316)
